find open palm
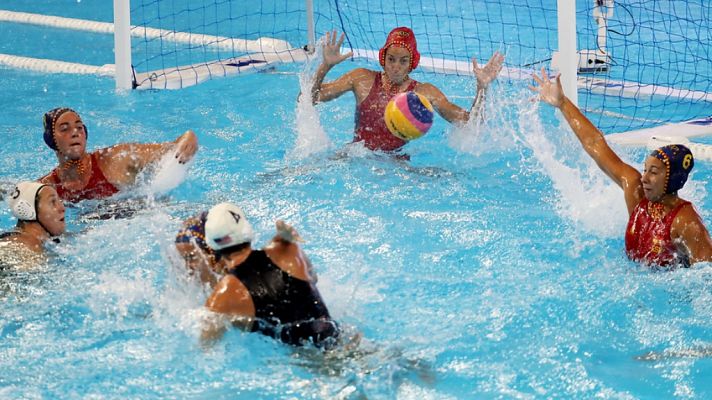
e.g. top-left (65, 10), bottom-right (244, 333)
top-left (473, 51), bottom-right (504, 87)
top-left (322, 30), bottom-right (353, 67)
top-left (529, 67), bottom-right (565, 107)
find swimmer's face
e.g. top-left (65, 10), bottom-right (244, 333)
top-left (384, 46), bottom-right (412, 83)
top-left (642, 156), bottom-right (667, 201)
top-left (53, 111), bottom-right (87, 159)
top-left (37, 186), bottom-right (66, 236)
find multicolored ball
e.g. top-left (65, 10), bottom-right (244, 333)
top-left (384, 91), bottom-right (434, 141)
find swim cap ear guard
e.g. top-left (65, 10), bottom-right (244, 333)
top-left (205, 202), bottom-right (255, 251)
top-left (650, 144), bottom-right (694, 194)
top-left (175, 212), bottom-right (212, 254)
top-left (379, 27), bottom-right (420, 71)
top-left (43, 107), bottom-right (86, 150)
top-left (7, 181), bottom-right (46, 221)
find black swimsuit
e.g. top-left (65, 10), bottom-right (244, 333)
top-left (230, 250), bottom-right (339, 347)
top-left (0, 231), bottom-right (21, 239)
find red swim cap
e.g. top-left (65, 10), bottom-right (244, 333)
top-left (379, 27), bottom-right (420, 71)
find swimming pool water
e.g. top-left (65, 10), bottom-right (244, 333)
top-left (1, 3), bottom-right (712, 399)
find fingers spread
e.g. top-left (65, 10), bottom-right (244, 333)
top-left (541, 67), bottom-right (550, 81)
top-left (531, 73), bottom-right (544, 85)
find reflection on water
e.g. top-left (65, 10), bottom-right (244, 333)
top-left (287, 324), bottom-right (437, 398)
top-left (0, 255), bottom-right (48, 302)
top-left (73, 198), bottom-right (148, 222)
top-left (636, 346), bottom-right (712, 361)
top-left (0, 52), bottom-right (710, 399)
top-left (0, 240), bottom-right (47, 272)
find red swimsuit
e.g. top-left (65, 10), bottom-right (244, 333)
top-left (625, 198), bottom-right (690, 266)
top-left (355, 73), bottom-right (419, 152)
top-left (45, 152), bottom-right (120, 202)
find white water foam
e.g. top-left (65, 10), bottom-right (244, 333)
top-left (517, 97), bottom-right (627, 237)
top-left (450, 85), bottom-right (626, 237)
top-left (148, 151), bottom-right (190, 196)
top-left (447, 85), bottom-right (520, 157)
top-left (289, 38), bottom-right (333, 160)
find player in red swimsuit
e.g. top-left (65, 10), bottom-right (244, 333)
top-left (530, 69), bottom-right (712, 267)
top-left (38, 107), bottom-right (198, 202)
top-left (310, 27), bottom-right (505, 153)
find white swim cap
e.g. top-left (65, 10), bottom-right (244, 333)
top-left (205, 202), bottom-right (254, 251)
top-left (7, 181), bottom-right (46, 221)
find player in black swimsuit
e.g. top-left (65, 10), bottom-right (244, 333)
top-left (201, 202), bottom-right (339, 348)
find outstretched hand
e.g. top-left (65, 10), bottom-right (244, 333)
top-left (529, 68), bottom-right (565, 108)
top-left (473, 51), bottom-right (504, 88)
top-left (275, 220), bottom-right (304, 243)
top-left (175, 130), bottom-right (198, 164)
top-left (322, 30), bottom-right (353, 67)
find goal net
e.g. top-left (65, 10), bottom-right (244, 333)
top-left (2, 0), bottom-right (709, 136)
top-left (125, 0), bottom-right (712, 134)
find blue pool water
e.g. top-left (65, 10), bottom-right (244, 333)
top-left (2, 2), bottom-right (712, 399)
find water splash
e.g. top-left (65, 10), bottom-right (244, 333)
top-left (288, 38), bottom-right (332, 160)
top-left (514, 91), bottom-right (626, 237)
top-left (447, 84), bottom-right (519, 156)
top-left (445, 85), bottom-right (625, 236)
top-left (148, 151), bottom-right (190, 196)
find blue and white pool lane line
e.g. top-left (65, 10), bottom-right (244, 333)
top-left (3, 9), bottom-right (712, 157)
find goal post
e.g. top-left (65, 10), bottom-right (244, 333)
top-left (557, 0), bottom-right (579, 106)
top-left (113, 0), bottom-right (133, 90)
top-left (2, 0), bottom-right (711, 138)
